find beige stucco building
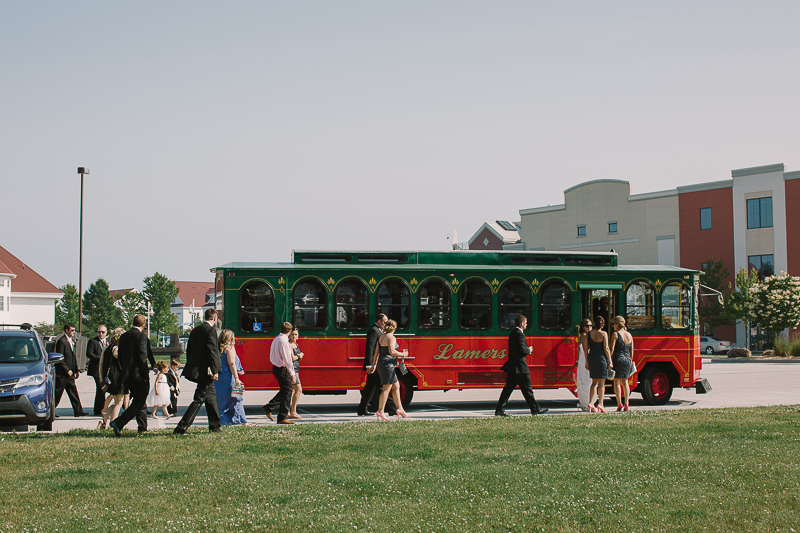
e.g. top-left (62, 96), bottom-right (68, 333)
top-left (517, 179), bottom-right (680, 266)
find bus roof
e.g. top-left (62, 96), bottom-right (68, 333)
top-left (213, 250), bottom-right (699, 274)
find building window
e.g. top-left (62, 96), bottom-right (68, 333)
top-left (377, 279), bottom-right (410, 330)
top-left (418, 279), bottom-right (451, 330)
top-left (539, 281), bottom-right (571, 330)
top-left (747, 197), bottom-right (773, 229)
top-left (608, 222), bottom-right (618, 234)
top-left (239, 281), bottom-right (275, 333)
top-left (700, 208), bottom-right (712, 230)
top-left (334, 278), bottom-right (369, 330)
top-left (293, 278), bottom-right (327, 329)
top-left (577, 225), bottom-right (586, 237)
top-left (0, 296), bottom-right (4, 311)
top-left (459, 279), bottom-right (492, 330)
top-left (498, 279), bottom-right (532, 329)
top-left (748, 255), bottom-right (774, 279)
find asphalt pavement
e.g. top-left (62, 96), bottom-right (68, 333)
top-left (8, 357), bottom-right (800, 433)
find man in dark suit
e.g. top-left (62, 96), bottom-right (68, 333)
top-left (495, 315), bottom-right (549, 417)
top-left (356, 313), bottom-right (387, 416)
top-left (54, 323), bottom-right (87, 417)
top-left (110, 315), bottom-right (152, 436)
top-left (86, 324), bottom-right (108, 416)
top-left (174, 308), bottom-right (222, 434)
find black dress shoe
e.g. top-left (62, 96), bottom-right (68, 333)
top-left (210, 428), bottom-right (222, 433)
top-left (532, 408), bottom-right (549, 415)
top-left (260, 405), bottom-right (274, 421)
top-left (109, 420), bottom-right (122, 437)
top-left (74, 412), bottom-right (89, 417)
top-left (495, 411), bottom-right (511, 417)
top-left (173, 428), bottom-right (187, 435)
top-left (357, 410), bottom-right (375, 416)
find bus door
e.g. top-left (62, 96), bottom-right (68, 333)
top-left (579, 284), bottom-right (623, 334)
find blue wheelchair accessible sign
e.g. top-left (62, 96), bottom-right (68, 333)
top-left (253, 323), bottom-right (262, 332)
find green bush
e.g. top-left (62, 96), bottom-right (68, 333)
top-left (773, 334), bottom-right (800, 357)
top-left (728, 347), bottom-right (751, 358)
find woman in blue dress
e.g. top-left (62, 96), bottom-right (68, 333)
top-left (215, 329), bottom-right (249, 425)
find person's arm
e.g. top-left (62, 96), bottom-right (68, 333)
top-left (206, 326), bottom-right (222, 377)
top-left (387, 334), bottom-right (405, 357)
top-left (280, 338), bottom-right (296, 380)
top-left (226, 347), bottom-right (242, 386)
top-left (608, 331), bottom-right (617, 358)
top-left (602, 333), bottom-right (612, 367)
top-left (368, 337), bottom-right (381, 372)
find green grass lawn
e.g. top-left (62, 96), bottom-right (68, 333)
top-left (1, 406), bottom-right (798, 532)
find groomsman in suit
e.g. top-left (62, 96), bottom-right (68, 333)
top-left (54, 323), bottom-right (87, 416)
top-left (357, 313), bottom-right (387, 416)
top-left (495, 315), bottom-right (549, 417)
top-left (86, 324), bottom-right (109, 416)
top-left (110, 315), bottom-right (151, 436)
top-left (174, 308), bottom-right (222, 434)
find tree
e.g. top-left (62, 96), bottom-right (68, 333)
top-left (722, 267), bottom-right (761, 349)
top-left (142, 272), bottom-right (180, 342)
top-left (117, 290), bottom-right (146, 328)
top-left (83, 278), bottom-right (123, 332)
top-left (33, 322), bottom-right (57, 337)
top-left (698, 258), bottom-right (732, 335)
top-left (749, 271), bottom-right (800, 338)
top-left (54, 284), bottom-right (80, 330)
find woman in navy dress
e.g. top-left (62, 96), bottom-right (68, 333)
top-left (610, 316), bottom-right (634, 411)
top-left (215, 329), bottom-right (249, 425)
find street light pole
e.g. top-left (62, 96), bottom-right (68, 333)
top-left (77, 167), bottom-right (90, 336)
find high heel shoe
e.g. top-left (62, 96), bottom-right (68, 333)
top-left (623, 404), bottom-right (630, 411)
top-left (597, 405), bottom-right (607, 413)
top-left (376, 411), bottom-right (390, 421)
top-left (616, 404), bottom-right (624, 412)
top-left (395, 409), bottom-right (409, 418)
top-left (588, 405), bottom-right (597, 413)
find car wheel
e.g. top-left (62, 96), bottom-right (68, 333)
top-left (37, 405), bottom-right (54, 432)
top-left (705, 346), bottom-right (714, 355)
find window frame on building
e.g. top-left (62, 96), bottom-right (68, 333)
top-left (700, 207), bottom-right (712, 230)
top-left (746, 197), bottom-right (773, 229)
top-left (748, 254), bottom-right (775, 279)
top-left (577, 225), bottom-right (586, 237)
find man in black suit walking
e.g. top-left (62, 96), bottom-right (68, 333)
top-left (86, 324), bottom-right (108, 416)
top-left (174, 308), bottom-right (222, 434)
top-left (356, 313), bottom-right (387, 416)
top-left (495, 315), bottom-right (548, 417)
top-left (54, 323), bottom-right (87, 417)
top-left (110, 314), bottom-right (152, 435)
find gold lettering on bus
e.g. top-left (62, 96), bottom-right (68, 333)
top-left (434, 343), bottom-right (507, 360)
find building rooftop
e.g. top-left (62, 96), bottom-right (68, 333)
top-left (0, 245), bottom-right (61, 294)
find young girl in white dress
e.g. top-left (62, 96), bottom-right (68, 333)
top-left (147, 361), bottom-right (171, 418)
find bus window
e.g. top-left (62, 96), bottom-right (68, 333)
top-left (293, 278), bottom-right (327, 329)
top-left (626, 280), bottom-right (655, 330)
top-left (539, 281), bottom-right (571, 330)
top-left (459, 279), bottom-right (492, 330)
top-left (661, 282), bottom-right (690, 329)
top-left (335, 278), bottom-right (369, 330)
top-left (418, 279), bottom-right (451, 329)
top-left (499, 279), bottom-right (532, 329)
top-left (239, 281), bottom-right (274, 333)
top-left (377, 279), bottom-right (410, 329)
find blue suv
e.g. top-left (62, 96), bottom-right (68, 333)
top-left (0, 326), bottom-right (63, 431)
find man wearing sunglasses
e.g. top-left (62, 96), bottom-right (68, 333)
top-left (86, 325), bottom-right (109, 416)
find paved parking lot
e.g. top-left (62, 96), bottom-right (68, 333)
top-left (9, 357), bottom-right (800, 433)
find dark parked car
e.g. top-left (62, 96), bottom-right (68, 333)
top-left (0, 326), bottom-right (63, 431)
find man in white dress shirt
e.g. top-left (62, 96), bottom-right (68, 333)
top-left (262, 322), bottom-right (297, 424)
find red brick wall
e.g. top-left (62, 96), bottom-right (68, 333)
top-left (469, 228), bottom-right (503, 250)
top-left (786, 178), bottom-right (800, 278)
top-left (679, 186), bottom-right (736, 342)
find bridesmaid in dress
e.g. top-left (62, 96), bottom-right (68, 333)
top-left (367, 319), bottom-right (409, 420)
top-left (609, 316), bottom-right (634, 411)
top-left (575, 319), bottom-right (593, 411)
top-left (214, 329), bottom-right (249, 425)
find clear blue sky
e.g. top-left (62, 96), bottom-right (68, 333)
top-left (3, 1), bottom-right (799, 291)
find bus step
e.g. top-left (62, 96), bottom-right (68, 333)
top-left (695, 378), bottom-right (712, 394)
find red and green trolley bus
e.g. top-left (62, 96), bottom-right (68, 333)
top-left (212, 250), bottom-right (710, 407)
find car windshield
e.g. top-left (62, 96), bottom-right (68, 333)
top-left (0, 337), bottom-right (41, 363)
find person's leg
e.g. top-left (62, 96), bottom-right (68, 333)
top-left (494, 372), bottom-right (516, 415)
top-left (64, 376), bottom-right (85, 415)
top-left (113, 381), bottom-right (148, 430)
top-left (203, 379), bottom-right (221, 431)
top-left (290, 384), bottom-right (302, 417)
top-left (357, 372), bottom-right (380, 415)
top-left (175, 379), bottom-right (210, 433)
top-left (54, 375), bottom-right (67, 409)
top-left (376, 384), bottom-right (392, 419)
top-left (517, 373), bottom-right (543, 414)
top-left (275, 368), bottom-right (293, 422)
top-left (614, 378), bottom-right (623, 410)
top-left (623, 380), bottom-right (631, 410)
top-left (596, 379), bottom-right (607, 412)
top-left (390, 383), bottom-right (408, 417)
top-left (92, 372), bottom-right (105, 416)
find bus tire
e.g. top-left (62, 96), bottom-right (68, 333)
top-left (640, 365), bottom-right (673, 405)
top-left (398, 372), bottom-right (415, 409)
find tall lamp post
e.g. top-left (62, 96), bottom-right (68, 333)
top-left (77, 167), bottom-right (89, 336)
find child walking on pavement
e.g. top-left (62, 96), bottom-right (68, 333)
top-left (147, 360), bottom-right (172, 418)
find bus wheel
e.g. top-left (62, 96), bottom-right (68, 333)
top-left (398, 373), bottom-right (415, 409)
top-left (641, 366), bottom-right (673, 405)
